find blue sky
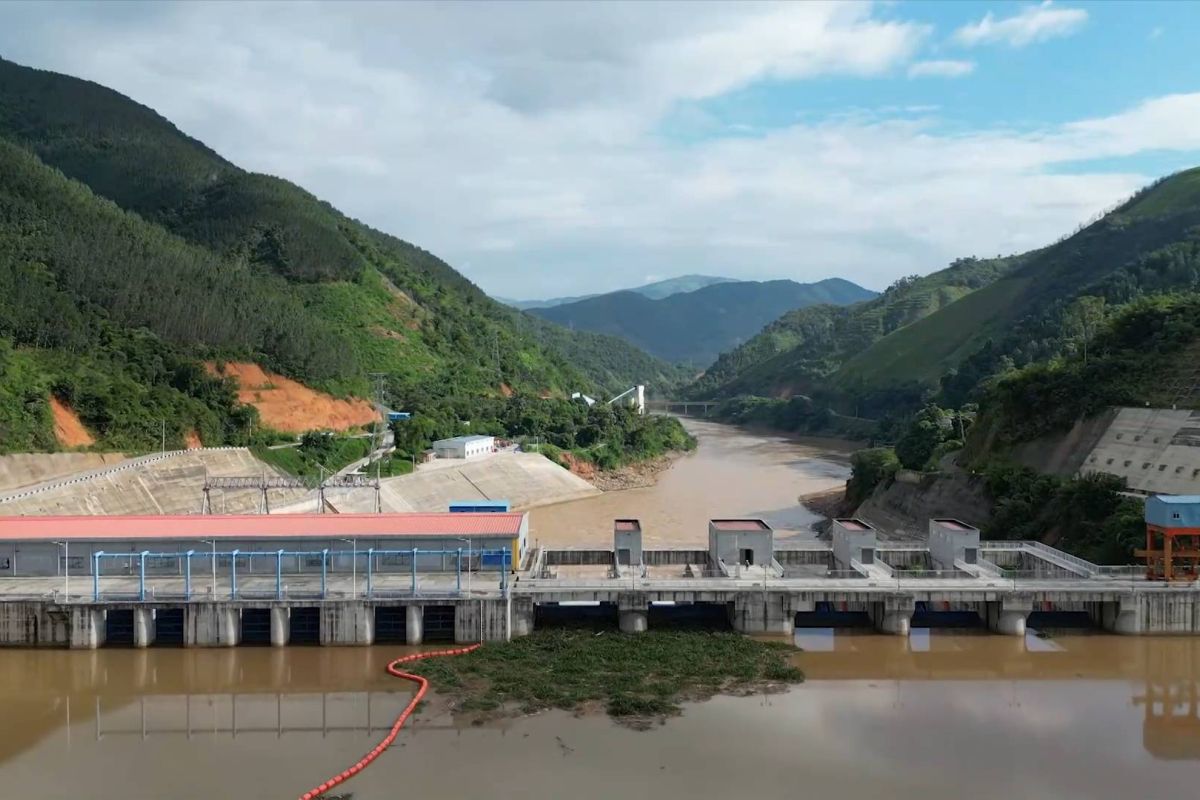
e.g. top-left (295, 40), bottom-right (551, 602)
top-left (666, 1), bottom-right (1199, 172)
top-left (0, 1), bottom-right (1197, 297)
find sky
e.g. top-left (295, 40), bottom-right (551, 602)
top-left (1, 1), bottom-right (1198, 299)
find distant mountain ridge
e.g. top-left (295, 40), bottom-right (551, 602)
top-left (502, 274), bottom-right (737, 310)
top-left (687, 256), bottom-right (1019, 400)
top-left (530, 277), bottom-right (876, 365)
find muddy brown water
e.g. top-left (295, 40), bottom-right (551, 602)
top-left (2, 421), bottom-right (1198, 799)
top-left (529, 417), bottom-right (856, 548)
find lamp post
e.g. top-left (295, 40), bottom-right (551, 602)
top-left (455, 537), bottom-right (472, 597)
top-left (52, 541), bottom-right (68, 600)
top-left (199, 539), bottom-right (217, 596)
top-left (339, 538), bottom-right (357, 599)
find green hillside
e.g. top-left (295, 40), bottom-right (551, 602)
top-left (689, 256), bottom-right (1017, 399)
top-left (531, 278), bottom-right (876, 365)
top-left (836, 167), bottom-right (1200, 402)
top-left (0, 57), bottom-right (676, 451)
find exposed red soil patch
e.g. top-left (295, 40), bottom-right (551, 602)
top-left (49, 396), bottom-right (95, 447)
top-left (206, 362), bottom-right (379, 434)
top-left (499, 383), bottom-right (514, 398)
top-left (556, 451), bottom-right (597, 480)
top-left (184, 429), bottom-right (203, 449)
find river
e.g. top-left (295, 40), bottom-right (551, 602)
top-left (2, 421), bottom-right (1198, 799)
top-left (529, 417), bottom-right (857, 547)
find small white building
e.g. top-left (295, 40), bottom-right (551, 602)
top-left (432, 435), bottom-right (495, 460)
top-left (928, 518), bottom-right (981, 570)
top-left (708, 519), bottom-right (773, 568)
top-left (831, 518), bottom-right (878, 570)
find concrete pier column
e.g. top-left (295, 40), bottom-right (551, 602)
top-left (986, 595), bottom-right (1031, 636)
top-left (990, 610), bottom-right (1027, 636)
top-left (133, 608), bottom-right (155, 648)
top-left (1098, 596), bottom-right (1143, 635)
top-left (186, 604), bottom-right (239, 647)
top-left (509, 597), bottom-right (535, 639)
top-left (875, 610), bottom-right (910, 636)
top-left (321, 602), bottom-right (374, 646)
top-left (870, 596), bottom-right (914, 636)
top-left (405, 605), bottom-right (424, 645)
top-left (729, 594), bottom-right (796, 634)
top-left (69, 607), bottom-right (105, 649)
top-left (270, 607), bottom-right (290, 647)
top-left (619, 609), bottom-right (648, 633)
top-left (617, 592), bottom-right (649, 634)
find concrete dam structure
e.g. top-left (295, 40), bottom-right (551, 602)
top-left (1, 510), bottom-right (1199, 649)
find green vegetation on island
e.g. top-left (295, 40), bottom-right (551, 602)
top-left (417, 629), bottom-right (803, 723)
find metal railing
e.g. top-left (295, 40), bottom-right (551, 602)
top-left (981, 540), bottom-right (1100, 576)
top-left (86, 547), bottom-right (511, 602)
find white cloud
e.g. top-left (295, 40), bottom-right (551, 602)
top-left (0, 1), bottom-right (1192, 300)
top-left (907, 60), bottom-right (975, 78)
top-left (953, 2), bottom-right (1088, 48)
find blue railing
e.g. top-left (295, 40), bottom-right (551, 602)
top-left (90, 547), bottom-right (510, 602)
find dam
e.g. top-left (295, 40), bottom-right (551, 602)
top-left (1, 508), bottom-right (1199, 648)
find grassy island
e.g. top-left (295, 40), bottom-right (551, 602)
top-left (417, 629), bottom-right (804, 726)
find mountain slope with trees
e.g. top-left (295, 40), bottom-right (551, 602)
top-left (688, 256), bottom-right (1018, 400)
top-left (0, 57), bottom-right (677, 452)
top-left (531, 277), bottom-right (875, 365)
top-left (835, 169), bottom-right (1200, 408)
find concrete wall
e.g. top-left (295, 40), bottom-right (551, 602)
top-left (0, 602), bottom-right (69, 646)
top-left (709, 530), bottom-right (772, 567)
top-left (614, 529), bottom-right (643, 566)
top-left (0, 448), bottom-right (308, 516)
top-left (300, 451), bottom-right (599, 515)
top-left (1079, 408), bottom-right (1200, 495)
top-left (0, 453), bottom-right (128, 493)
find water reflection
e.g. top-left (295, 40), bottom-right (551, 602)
top-left (793, 629), bottom-right (1200, 761)
top-left (0, 635), bottom-right (1198, 799)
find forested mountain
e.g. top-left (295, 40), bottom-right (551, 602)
top-left (501, 274), bottom-right (735, 310)
top-left (530, 277), bottom-right (875, 365)
top-left (688, 256), bottom-right (1018, 399)
top-left (0, 57), bottom-right (677, 452)
top-left (837, 168), bottom-right (1200, 412)
top-left (700, 166), bottom-right (1200, 437)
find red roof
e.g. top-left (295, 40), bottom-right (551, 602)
top-left (0, 513), bottom-right (524, 542)
top-left (710, 519), bottom-right (769, 531)
top-left (835, 519), bottom-right (872, 531)
top-left (614, 519), bottom-right (640, 531)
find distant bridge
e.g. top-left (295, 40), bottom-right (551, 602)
top-left (645, 399), bottom-right (718, 416)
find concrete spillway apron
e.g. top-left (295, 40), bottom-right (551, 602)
top-left (297, 644), bottom-right (481, 800)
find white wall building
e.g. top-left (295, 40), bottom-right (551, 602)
top-left (432, 435), bottom-right (495, 460)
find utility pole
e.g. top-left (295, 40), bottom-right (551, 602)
top-left (161, 419), bottom-right (166, 455)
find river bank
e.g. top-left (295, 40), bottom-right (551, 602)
top-left (588, 450), bottom-right (687, 491)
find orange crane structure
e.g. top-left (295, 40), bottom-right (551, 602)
top-left (1140, 495), bottom-right (1200, 582)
